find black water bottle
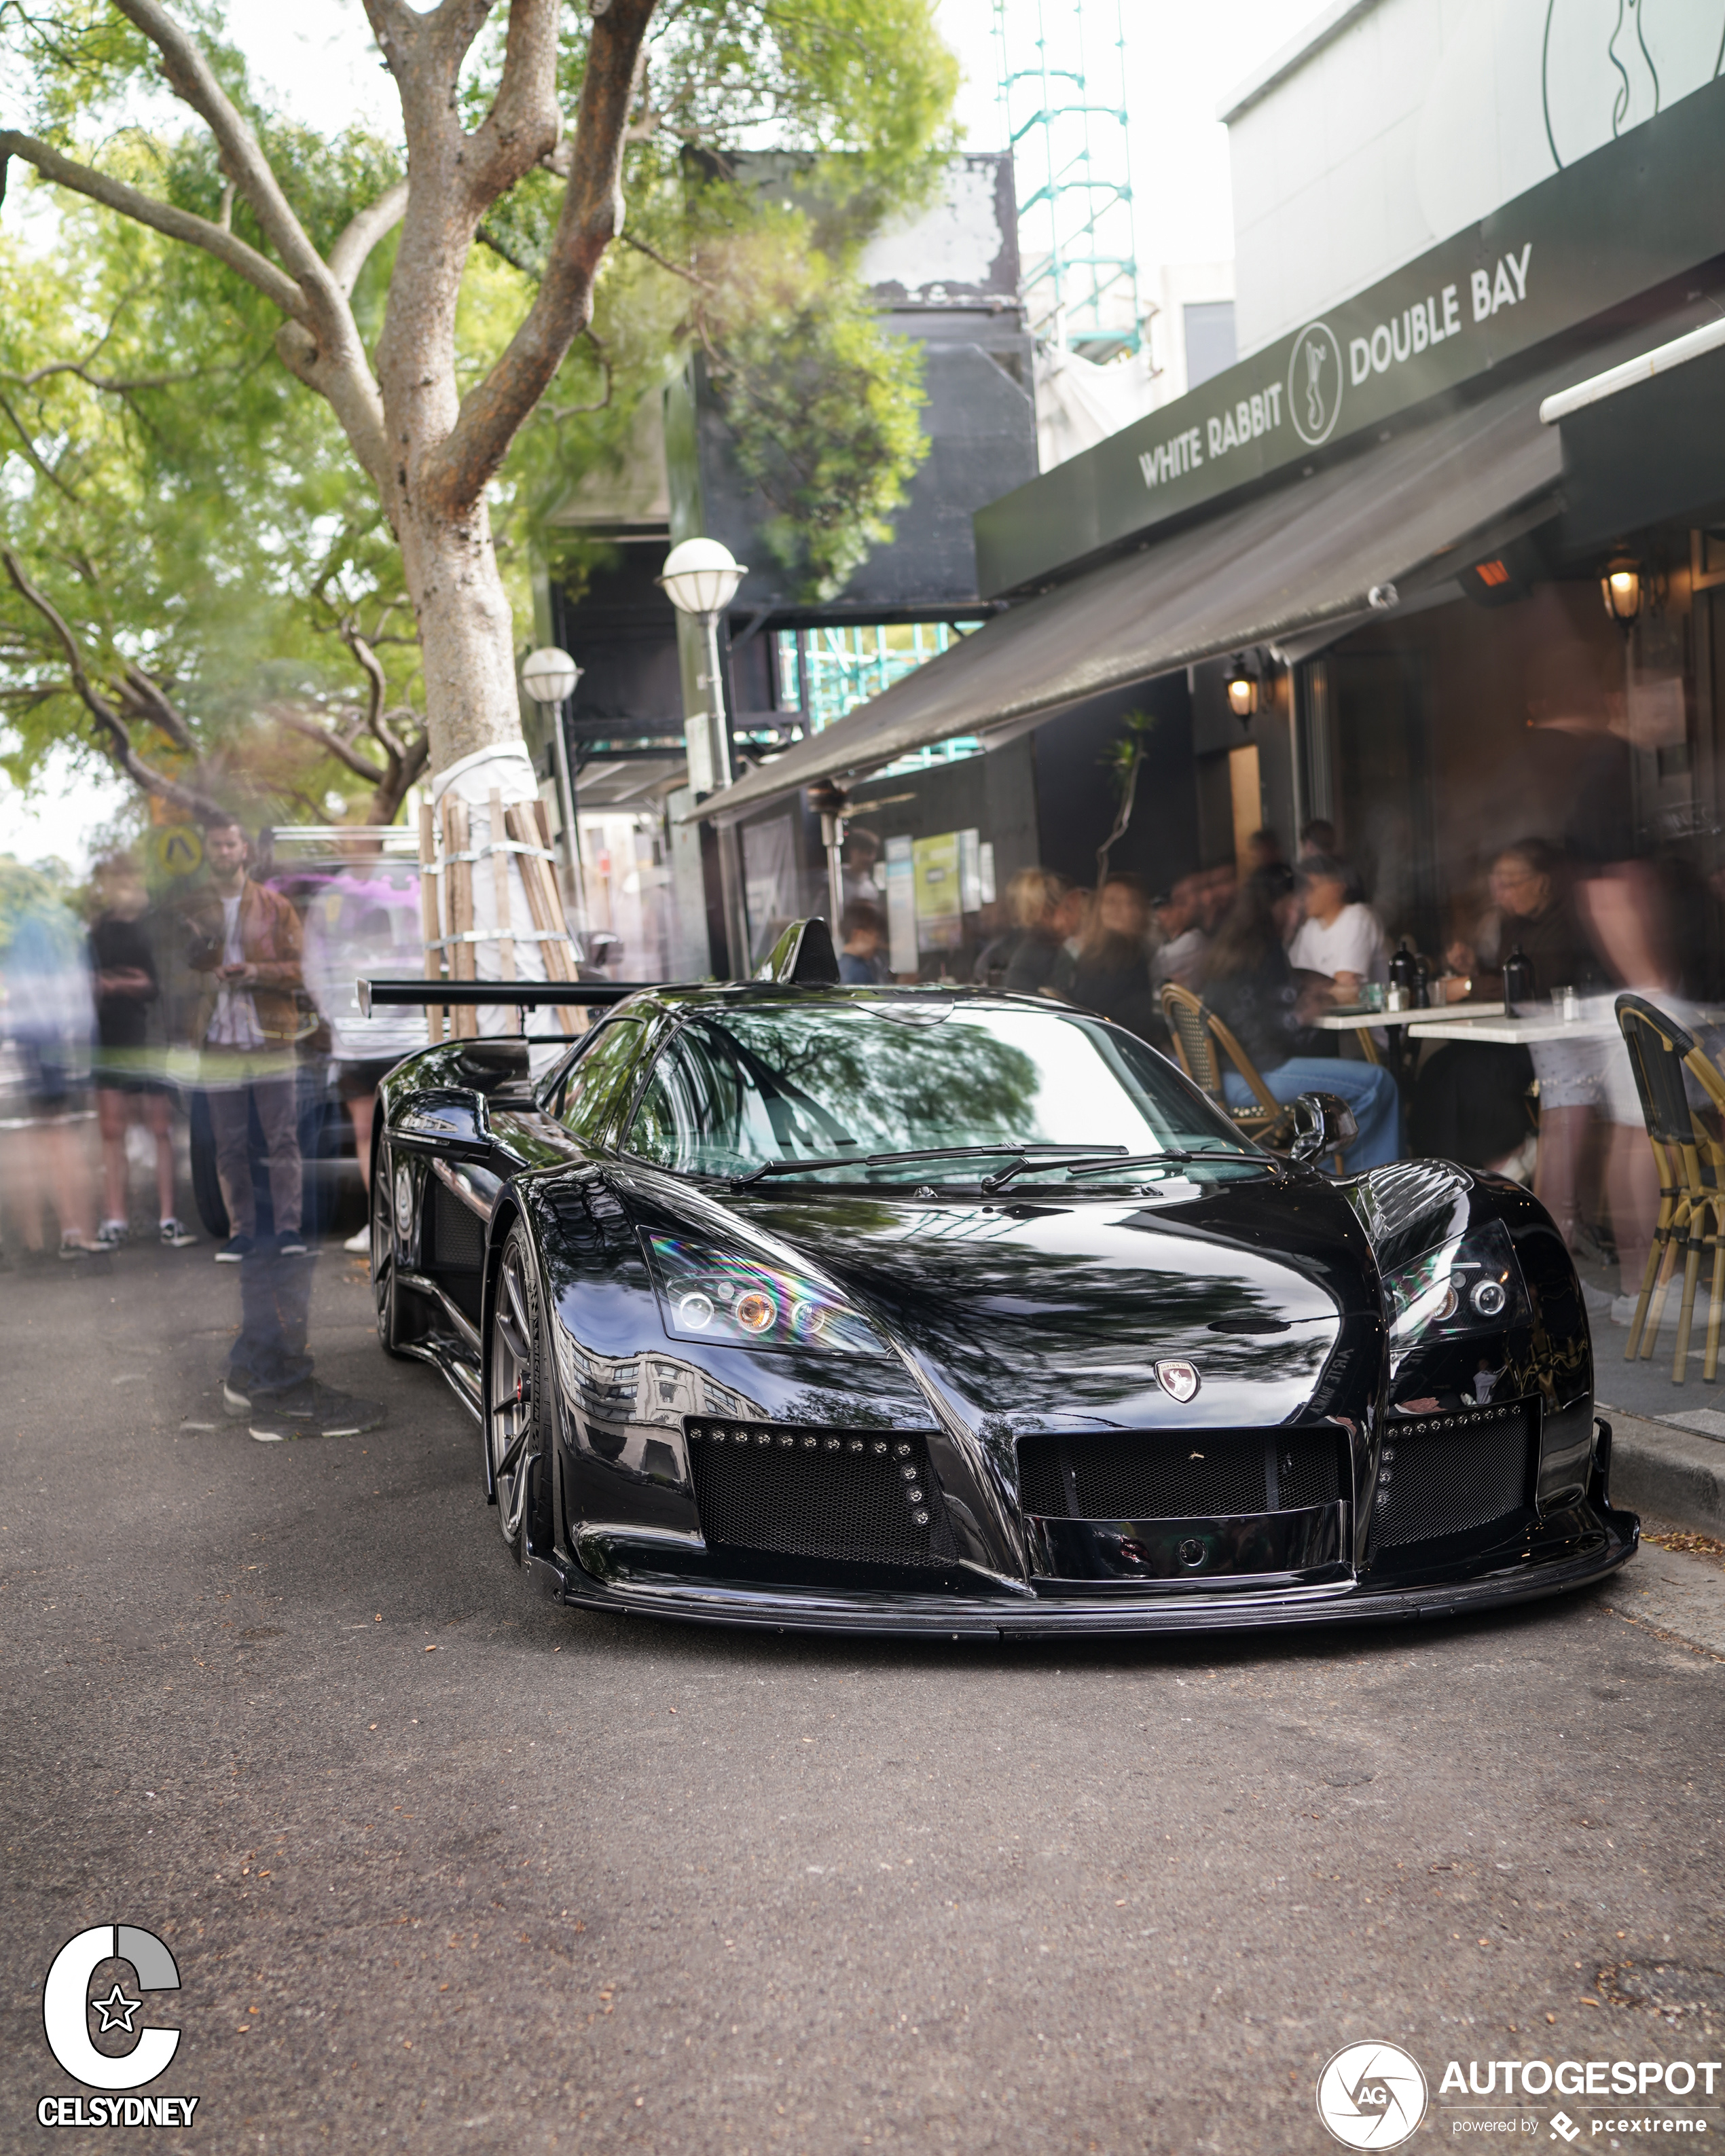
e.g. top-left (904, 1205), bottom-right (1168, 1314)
top-left (1413, 951), bottom-right (1432, 1010)
top-left (1502, 944), bottom-right (1534, 1019)
top-left (1389, 939), bottom-right (1419, 1004)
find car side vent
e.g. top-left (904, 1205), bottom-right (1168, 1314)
top-left (686, 1422), bottom-right (956, 1569)
top-left (431, 1182), bottom-right (486, 1273)
top-left (1017, 1428), bottom-right (1343, 1520)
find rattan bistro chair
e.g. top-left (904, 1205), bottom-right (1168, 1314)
top-left (1615, 993), bottom-right (1725, 1384)
top-left (1161, 983), bottom-right (1297, 1152)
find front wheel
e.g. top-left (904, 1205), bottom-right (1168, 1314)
top-left (488, 1224), bottom-right (550, 1563)
top-left (371, 1143), bottom-right (409, 1359)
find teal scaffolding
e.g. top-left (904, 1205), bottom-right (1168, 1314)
top-left (994, 0), bottom-right (1140, 359)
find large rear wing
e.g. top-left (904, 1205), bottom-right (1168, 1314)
top-left (357, 976), bottom-right (651, 1017)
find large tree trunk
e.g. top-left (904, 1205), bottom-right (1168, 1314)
top-left (395, 494), bottom-right (523, 771)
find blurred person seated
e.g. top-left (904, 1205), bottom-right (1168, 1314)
top-left (1196, 862), bottom-right (1237, 935)
top-left (3, 883), bottom-right (98, 1259)
top-left (1297, 818), bottom-right (1338, 860)
top-left (88, 854), bottom-right (195, 1249)
top-left (1246, 827), bottom-right (1286, 877)
top-left (183, 816), bottom-right (306, 1261)
top-left (1440, 836), bottom-right (1602, 1239)
top-left (1287, 854), bottom-right (1388, 1000)
top-left (1002, 869), bottom-right (1074, 996)
top-left (1199, 867), bottom-right (1401, 1172)
top-left (1053, 873), bottom-right (1167, 1046)
top-left (838, 900), bottom-right (887, 985)
top-left (1150, 875), bottom-right (1208, 990)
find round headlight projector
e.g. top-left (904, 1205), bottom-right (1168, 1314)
top-left (733, 1290), bottom-right (778, 1333)
top-left (1470, 1277), bottom-right (1508, 1318)
top-left (677, 1292), bottom-right (714, 1330)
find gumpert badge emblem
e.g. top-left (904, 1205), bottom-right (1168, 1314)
top-left (1156, 1360), bottom-right (1201, 1404)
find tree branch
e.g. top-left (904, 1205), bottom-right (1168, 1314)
top-left (0, 130), bottom-right (308, 321)
top-left (117, 663), bottom-right (198, 754)
top-left (620, 227), bottom-right (715, 291)
top-left (109, 0), bottom-right (338, 306)
top-left (328, 177), bottom-right (410, 297)
top-left (269, 704), bottom-right (389, 780)
top-left (0, 385), bottom-right (80, 500)
top-left (540, 327), bottom-right (613, 420)
top-left (420, 0), bottom-right (658, 519)
top-left (2, 357), bottom-right (226, 394)
top-left (462, 0), bottom-right (562, 208)
top-left (0, 547), bottom-right (228, 820)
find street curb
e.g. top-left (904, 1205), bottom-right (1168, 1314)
top-left (1599, 1404), bottom-right (1725, 1536)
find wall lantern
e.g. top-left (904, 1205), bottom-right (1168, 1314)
top-left (1225, 654), bottom-right (1259, 725)
top-left (1601, 553), bottom-right (1642, 624)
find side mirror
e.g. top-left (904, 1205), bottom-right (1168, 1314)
top-left (1289, 1090), bottom-right (1358, 1166)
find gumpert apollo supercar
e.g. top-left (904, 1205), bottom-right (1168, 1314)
top-left (361, 923), bottom-right (1635, 1637)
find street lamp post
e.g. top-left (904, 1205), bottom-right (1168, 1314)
top-left (657, 538), bottom-right (749, 974)
top-left (520, 646), bottom-right (583, 911)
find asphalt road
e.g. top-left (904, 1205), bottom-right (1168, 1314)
top-left (5, 1236), bottom-right (1725, 2154)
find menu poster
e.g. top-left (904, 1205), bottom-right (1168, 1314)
top-left (913, 832), bottom-right (964, 952)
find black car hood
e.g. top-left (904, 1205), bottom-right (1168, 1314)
top-left (618, 1167), bottom-right (1385, 1437)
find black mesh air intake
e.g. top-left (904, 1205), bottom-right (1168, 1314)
top-left (1368, 1400), bottom-right (1536, 1554)
top-left (687, 1423), bottom-right (957, 1569)
top-left (1017, 1428), bottom-right (1344, 1520)
top-left (432, 1182), bottom-right (486, 1271)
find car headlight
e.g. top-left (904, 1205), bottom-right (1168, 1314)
top-left (1383, 1220), bottom-right (1528, 1351)
top-left (642, 1232), bottom-right (888, 1355)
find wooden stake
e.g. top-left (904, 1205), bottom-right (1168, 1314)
top-left (505, 801), bottom-right (582, 1035)
top-left (445, 793), bottom-right (477, 1039)
top-left (488, 785), bottom-right (518, 1032)
top-left (418, 799), bottom-right (444, 1045)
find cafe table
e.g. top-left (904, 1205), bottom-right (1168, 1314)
top-left (1312, 1002), bottom-right (1505, 1034)
top-left (1313, 1002), bottom-right (1504, 1067)
top-left (1404, 1007), bottom-right (1614, 1046)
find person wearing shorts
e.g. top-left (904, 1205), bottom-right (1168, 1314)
top-left (89, 855), bottom-right (196, 1248)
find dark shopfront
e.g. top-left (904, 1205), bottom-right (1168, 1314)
top-left (694, 73), bottom-right (1725, 1009)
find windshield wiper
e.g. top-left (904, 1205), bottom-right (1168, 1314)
top-left (982, 1147), bottom-right (1275, 1192)
top-left (1064, 1148), bottom-right (1277, 1180)
top-left (729, 1143), bottom-right (1105, 1189)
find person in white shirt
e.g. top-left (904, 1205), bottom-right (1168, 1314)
top-left (1286, 856), bottom-right (1389, 1000)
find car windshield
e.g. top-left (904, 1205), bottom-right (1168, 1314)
top-left (624, 998), bottom-right (1261, 1185)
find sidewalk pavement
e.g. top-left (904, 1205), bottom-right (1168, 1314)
top-left (1598, 1402), bottom-right (1725, 1539)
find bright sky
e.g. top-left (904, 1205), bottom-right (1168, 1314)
top-left (215, 0), bottom-right (1326, 272)
top-left (3, 0), bottom-right (1326, 869)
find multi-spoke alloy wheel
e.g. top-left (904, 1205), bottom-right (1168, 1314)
top-left (489, 1226), bottom-right (541, 1560)
top-left (371, 1145), bottom-right (406, 1357)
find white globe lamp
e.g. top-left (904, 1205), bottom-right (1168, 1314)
top-left (657, 537), bottom-right (746, 619)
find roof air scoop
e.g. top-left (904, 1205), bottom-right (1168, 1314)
top-left (757, 917), bottom-right (841, 986)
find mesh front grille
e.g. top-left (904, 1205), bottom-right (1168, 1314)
top-left (687, 1423), bottom-right (956, 1569)
top-left (433, 1182), bottom-right (486, 1271)
top-left (1370, 1400), bottom-right (1535, 1552)
top-left (1017, 1429), bottom-right (1344, 1520)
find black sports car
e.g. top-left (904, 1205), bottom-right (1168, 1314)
top-left (363, 925), bottom-right (1635, 1637)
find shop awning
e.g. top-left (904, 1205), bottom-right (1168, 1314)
top-left (691, 370), bottom-right (1564, 826)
